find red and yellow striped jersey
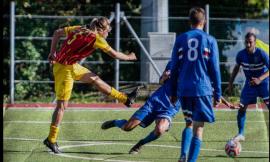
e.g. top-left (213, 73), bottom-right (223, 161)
top-left (55, 26), bottom-right (111, 65)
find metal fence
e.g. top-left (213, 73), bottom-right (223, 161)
top-left (8, 2), bottom-right (269, 103)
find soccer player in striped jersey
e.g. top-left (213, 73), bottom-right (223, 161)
top-left (44, 17), bottom-right (139, 154)
top-left (101, 61), bottom-right (181, 154)
top-left (226, 32), bottom-right (269, 142)
top-left (169, 7), bottom-right (222, 162)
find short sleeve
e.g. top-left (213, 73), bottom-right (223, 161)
top-left (236, 53), bottom-right (241, 65)
top-left (63, 26), bottom-right (81, 36)
top-left (93, 34), bottom-right (112, 53)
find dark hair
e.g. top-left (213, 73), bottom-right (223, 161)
top-left (189, 7), bottom-right (205, 25)
top-left (245, 32), bottom-right (256, 40)
top-left (86, 16), bottom-right (110, 31)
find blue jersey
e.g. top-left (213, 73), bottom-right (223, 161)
top-left (153, 61), bottom-right (180, 111)
top-left (170, 28), bottom-right (221, 100)
top-left (236, 48), bottom-right (269, 84)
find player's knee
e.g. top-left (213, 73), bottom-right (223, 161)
top-left (122, 125), bottom-right (134, 131)
top-left (56, 101), bottom-right (67, 110)
top-left (155, 125), bottom-right (167, 136)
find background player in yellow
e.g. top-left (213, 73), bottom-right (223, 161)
top-left (43, 17), bottom-right (139, 153)
top-left (247, 27), bottom-right (269, 54)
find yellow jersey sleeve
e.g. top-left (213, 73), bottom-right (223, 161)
top-left (93, 34), bottom-right (112, 53)
top-left (63, 26), bottom-right (81, 36)
top-left (256, 39), bottom-right (269, 55)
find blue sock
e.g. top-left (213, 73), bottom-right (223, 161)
top-left (237, 110), bottom-right (246, 135)
top-left (180, 127), bottom-right (192, 158)
top-left (188, 136), bottom-right (201, 162)
top-left (140, 131), bottom-right (160, 145)
top-left (114, 119), bottom-right (127, 128)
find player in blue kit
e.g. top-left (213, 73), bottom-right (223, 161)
top-left (101, 61), bottom-right (181, 154)
top-left (226, 32), bottom-right (269, 142)
top-left (169, 7), bottom-right (222, 162)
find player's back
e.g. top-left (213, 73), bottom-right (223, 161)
top-left (55, 27), bottom-right (97, 65)
top-left (176, 29), bottom-right (219, 97)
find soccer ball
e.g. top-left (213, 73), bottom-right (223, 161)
top-left (225, 139), bottom-right (241, 157)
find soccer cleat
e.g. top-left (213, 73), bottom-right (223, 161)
top-left (124, 86), bottom-right (141, 107)
top-left (178, 156), bottom-right (187, 162)
top-left (43, 138), bottom-right (62, 154)
top-left (129, 141), bottom-right (143, 154)
top-left (101, 120), bottom-right (116, 130)
top-left (232, 134), bottom-right (245, 142)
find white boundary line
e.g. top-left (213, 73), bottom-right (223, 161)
top-left (3, 137), bottom-right (269, 155)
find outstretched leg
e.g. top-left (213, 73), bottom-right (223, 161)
top-left (129, 118), bottom-right (169, 154)
top-left (80, 72), bottom-right (139, 107)
top-left (101, 117), bottom-right (141, 131)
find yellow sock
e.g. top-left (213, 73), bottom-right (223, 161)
top-left (48, 125), bottom-right (59, 143)
top-left (109, 87), bottom-right (127, 103)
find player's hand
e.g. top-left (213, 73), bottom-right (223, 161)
top-left (249, 77), bottom-right (261, 86)
top-left (213, 98), bottom-right (221, 107)
top-left (229, 104), bottom-right (240, 109)
top-left (222, 100), bottom-right (239, 109)
top-left (127, 52), bottom-right (137, 61)
top-left (48, 52), bottom-right (56, 64)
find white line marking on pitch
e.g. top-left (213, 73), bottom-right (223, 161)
top-left (4, 120), bottom-right (268, 124)
top-left (3, 137), bottom-right (269, 154)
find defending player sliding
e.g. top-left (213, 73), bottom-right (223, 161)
top-left (101, 61), bottom-right (181, 154)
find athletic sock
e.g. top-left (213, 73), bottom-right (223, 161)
top-left (48, 125), bottom-right (59, 144)
top-left (109, 87), bottom-right (127, 103)
top-left (180, 127), bottom-right (192, 158)
top-left (237, 110), bottom-right (246, 135)
top-left (140, 131), bottom-right (160, 145)
top-left (114, 119), bottom-right (128, 128)
top-left (188, 136), bottom-right (202, 162)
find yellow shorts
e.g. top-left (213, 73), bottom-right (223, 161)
top-left (53, 63), bottom-right (90, 101)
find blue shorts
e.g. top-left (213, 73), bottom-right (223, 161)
top-left (180, 96), bottom-right (215, 123)
top-left (132, 98), bottom-right (180, 128)
top-left (240, 81), bottom-right (269, 105)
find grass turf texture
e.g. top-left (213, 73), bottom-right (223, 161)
top-left (3, 108), bottom-right (269, 162)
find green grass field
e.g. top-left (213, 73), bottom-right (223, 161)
top-left (3, 108), bottom-right (269, 162)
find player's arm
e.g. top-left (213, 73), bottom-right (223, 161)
top-left (208, 39), bottom-right (222, 106)
top-left (250, 71), bottom-right (269, 86)
top-left (169, 39), bottom-right (181, 104)
top-left (48, 26), bottom-right (81, 63)
top-left (94, 34), bottom-right (137, 61)
top-left (159, 61), bottom-right (172, 84)
top-left (225, 62), bottom-right (240, 95)
top-left (220, 96), bottom-right (239, 109)
top-left (48, 28), bottom-right (65, 63)
top-left (250, 51), bottom-right (269, 85)
top-left (107, 48), bottom-right (137, 61)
